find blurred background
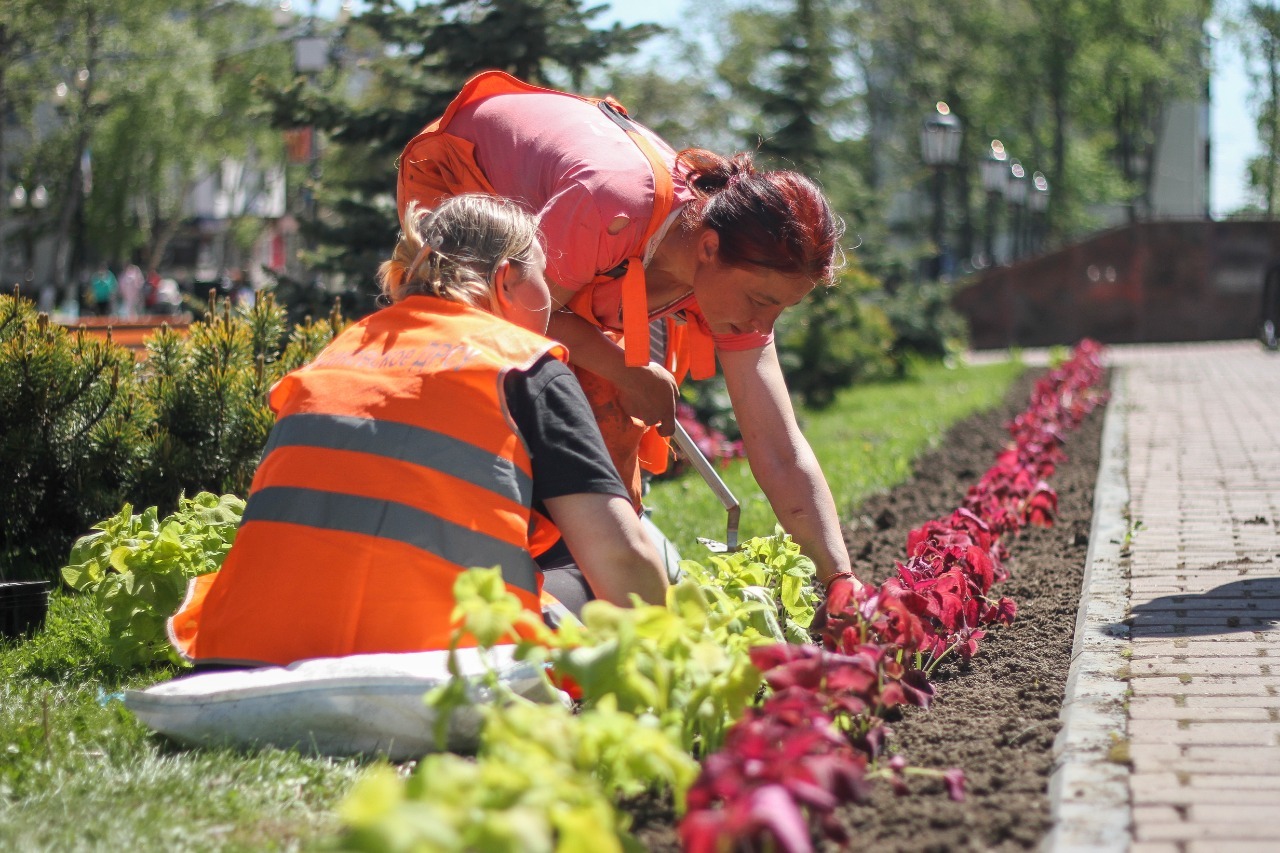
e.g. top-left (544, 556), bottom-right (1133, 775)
top-left (1, 0), bottom-right (1277, 351)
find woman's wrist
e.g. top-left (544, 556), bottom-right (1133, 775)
top-left (819, 570), bottom-right (858, 591)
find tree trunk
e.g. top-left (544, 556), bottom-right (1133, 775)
top-left (50, 11), bottom-right (98, 306)
top-left (0, 26), bottom-right (12, 282)
top-left (1268, 36), bottom-right (1279, 219)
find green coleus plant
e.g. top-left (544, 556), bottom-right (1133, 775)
top-left (545, 579), bottom-right (769, 755)
top-left (60, 491), bottom-right (244, 668)
top-left (338, 548), bottom-right (806, 853)
top-left (340, 700), bottom-right (683, 853)
top-left (679, 532), bottom-right (821, 644)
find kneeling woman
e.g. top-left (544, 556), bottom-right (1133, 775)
top-left (170, 194), bottom-right (668, 670)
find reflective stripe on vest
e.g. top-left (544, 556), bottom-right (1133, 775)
top-left (262, 412), bottom-right (533, 508)
top-left (243, 485), bottom-right (540, 597)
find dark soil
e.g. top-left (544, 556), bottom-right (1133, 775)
top-left (630, 368), bottom-right (1107, 851)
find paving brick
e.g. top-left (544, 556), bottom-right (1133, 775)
top-left (1129, 660), bottom-right (1268, 676)
top-left (1190, 774), bottom-right (1280, 789)
top-left (1136, 821), bottom-right (1279, 842)
top-left (1129, 677), bottom-right (1280, 695)
top-left (1188, 803), bottom-right (1280, 823)
top-left (1050, 345), bottom-right (1280, 853)
top-left (1183, 695), bottom-right (1280, 709)
top-left (1133, 786), bottom-right (1280, 806)
top-left (1129, 721), bottom-right (1280, 744)
top-left (1135, 638), bottom-right (1267, 649)
top-left (1134, 757), bottom-right (1280, 776)
top-left (1187, 843), bottom-right (1280, 853)
top-left (1128, 705), bottom-right (1271, 721)
top-left (1133, 805), bottom-right (1183, 824)
top-left (1182, 744), bottom-right (1280, 761)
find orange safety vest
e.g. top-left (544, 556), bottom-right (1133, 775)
top-left (397, 70), bottom-right (718, 507)
top-left (168, 296), bottom-right (567, 667)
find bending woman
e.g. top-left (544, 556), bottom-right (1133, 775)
top-left (169, 194), bottom-right (668, 669)
top-left (398, 71), bottom-right (860, 591)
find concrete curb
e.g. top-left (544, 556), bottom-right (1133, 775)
top-left (1042, 368), bottom-right (1133, 853)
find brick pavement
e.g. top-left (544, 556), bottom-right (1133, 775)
top-left (1112, 342), bottom-right (1280, 851)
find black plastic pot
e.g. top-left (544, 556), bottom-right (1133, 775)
top-left (0, 580), bottom-right (51, 639)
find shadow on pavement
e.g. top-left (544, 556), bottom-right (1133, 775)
top-left (1118, 574), bottom-right (1280, 637)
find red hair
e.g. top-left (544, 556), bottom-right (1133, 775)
top-left (676, 149), bottom-right (844, 283)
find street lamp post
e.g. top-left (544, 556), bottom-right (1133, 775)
top-left (1028, 171), bottom-right (1050, 254)
top-left (920, 102), bottom-right (963, 280)
top-left (275, 0), bottom-right (333, 289)
top-left (1004, 159), bottom-right (1028, 261)
top-left (8, 181), bottom-right (49, 297)
top-left (979, 140), bottom-right (1008, 267)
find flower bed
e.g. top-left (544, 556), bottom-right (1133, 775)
top-left (832, 361), bottom-right (1108, 850)
top-left (672, 342), bottom-right (1106, 852)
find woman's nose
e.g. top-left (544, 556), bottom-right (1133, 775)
top-left (752, 306), bottom-right (784, 333)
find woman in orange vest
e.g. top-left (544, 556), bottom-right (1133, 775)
top-left (399, 71), bottom-right (861, 593)
top-left (169, 194), bottom-right (668, 669)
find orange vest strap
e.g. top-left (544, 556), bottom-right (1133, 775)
top-left (689, 323), bottom-right (717, 380)
top-left (590, 99), bottom-right (675, 368)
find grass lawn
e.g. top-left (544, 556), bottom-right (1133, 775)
top-left (0, 357), bottom-right (1023, 851)
top-left (647, 359), bottom-right (1026, 558)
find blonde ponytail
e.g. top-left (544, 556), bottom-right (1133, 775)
top-left (377, 195), bottom-right (541, 309)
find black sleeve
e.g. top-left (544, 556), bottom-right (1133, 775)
top-left (504, 355), bottom-right (629, 510)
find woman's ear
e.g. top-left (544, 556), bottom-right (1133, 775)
top-left (491, 258), bottom-right (514, 311)
top-left (697, 229), bottom-right (720, 264)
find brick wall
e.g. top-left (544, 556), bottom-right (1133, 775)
top-left (953, 220), bottom-right (1279, 349)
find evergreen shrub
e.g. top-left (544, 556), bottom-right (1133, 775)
top-left (775, 259), bottom-right (898, 409)
top-left (0, 296), bottom-right (148, 581)
top-left (0, 292), bottom-right (340, 583)
top-left (880, 278), bottom-right (970, 364)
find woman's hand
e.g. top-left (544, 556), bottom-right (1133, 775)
top-left (615, 362), bottom-right (679, 436)
top-left (545, 312), bottom-right (678, 435)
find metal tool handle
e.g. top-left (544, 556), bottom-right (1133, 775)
top-left (671, 420), bottom-right (740, 551)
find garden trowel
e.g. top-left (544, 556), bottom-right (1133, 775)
top-left (670, 420), bottom-right (740, 554)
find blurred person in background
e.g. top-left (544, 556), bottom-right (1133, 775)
top-left (89, 263), bottom-right (117, 316)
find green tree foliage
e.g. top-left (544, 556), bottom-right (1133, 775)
top-left (702, 0), bottom-right (1210, 250)
top-left (132, 292), bottom-right (341, 509)
top-left (708, 1), bottom-right (896, 403)
top-left (258, 0), bottom-right (664, 318)
top-left (2, 1), bottom-right (297, 298)
top-left (84, 3), bottom-right (294, 272)
top-left (775, 261), bottom-right (897, 408)
top-left (1242, 2), bottom-right (1280, 216)
top-left (0, 0), bottom-right (63, 280)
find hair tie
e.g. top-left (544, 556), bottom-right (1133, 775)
top-left (404, 232), bottom-right (444, 283)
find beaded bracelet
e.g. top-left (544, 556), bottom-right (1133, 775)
top-left (819, 570), bottom-right (856, 591)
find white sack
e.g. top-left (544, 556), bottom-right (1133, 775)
top-left (124, 645), bottom-right (567, 761)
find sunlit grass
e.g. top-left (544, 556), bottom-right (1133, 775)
top-left (0, 593), bottom-right (371, 851)
top-left (646, 359), bottom-right (1025, 558)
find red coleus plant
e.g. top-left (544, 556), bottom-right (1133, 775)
top-left (679, 341), bottom-right (1107, 853)
top-left (680, 704), bottom-right (872, 853)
